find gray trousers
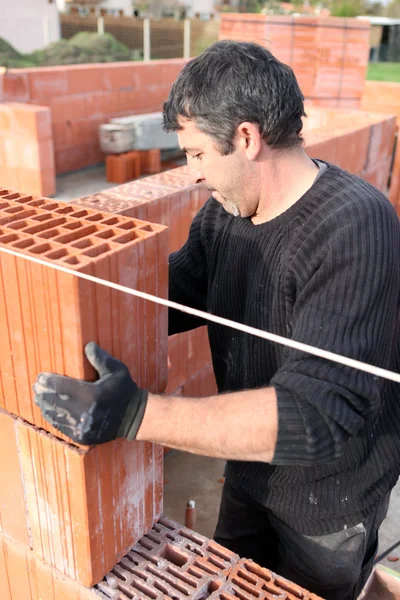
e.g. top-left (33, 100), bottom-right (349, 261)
top-left (214, 480), bottom-right (391, 600)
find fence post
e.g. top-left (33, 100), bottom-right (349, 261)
top-left (97, 16), bottom-right (105, 35)
top-left (143, 17), bottom-right (151, 61)
top-left (183, 18), bottom-right (191, 59)
top-left (43, 16), bottom-right (51, 46)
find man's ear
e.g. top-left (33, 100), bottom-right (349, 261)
top-left (236, 122), bottom-right (262, 161)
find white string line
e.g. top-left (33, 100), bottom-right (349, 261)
top-left (0, 244), bottom-right (399, 384)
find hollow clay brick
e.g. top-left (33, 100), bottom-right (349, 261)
top-left (0, 410), bottom-right (30, 547)
top-left (15, 413), bottom-right (163, 586)
top-left (0, 191), bottom-right (168, 429)
top-left (95, 516), bottom-right (239, 600)
top-left (0, 534), bottom-right (100, 600)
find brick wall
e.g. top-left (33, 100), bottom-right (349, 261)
top-left (0, 59), bottom-right (187, 177)
top-left (220, 14), bottom-right (370, 109)
top-left (361, 81), bottom-right (400, 215)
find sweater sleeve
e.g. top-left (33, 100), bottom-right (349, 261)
top-left (168, 203), bottom-right (209, 335)
top-left (270, 196), bottom-right (400, 466)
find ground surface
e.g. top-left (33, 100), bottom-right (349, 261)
top-left (164, 451), bottom-right (400, 572)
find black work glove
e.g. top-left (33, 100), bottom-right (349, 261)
top-left (33, 341), bottom-right (148, 445)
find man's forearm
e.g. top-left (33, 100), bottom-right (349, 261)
top-left (136, 387), bottom-right (278, 462)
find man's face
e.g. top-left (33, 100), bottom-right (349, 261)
top-left (177, 118), bottom-right (259, 218)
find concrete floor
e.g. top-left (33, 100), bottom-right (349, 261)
top-left (163, 451), bottom-right (400, 572)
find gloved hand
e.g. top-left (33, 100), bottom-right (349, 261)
top-left (33, 341), bottom-right (148, 445)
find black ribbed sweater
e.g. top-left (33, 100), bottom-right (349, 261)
top-left (168, 162), bottom-right (400, 535)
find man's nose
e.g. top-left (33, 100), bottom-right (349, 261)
top-left (188, 162), bottom-right (205, 185)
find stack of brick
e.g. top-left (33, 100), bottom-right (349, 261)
top-left (106, 149), bottom-right (162, 184)
top-left (361, 80), bottom-right (400, 215)
top-left (0, 103), bottom-right (55, 197)
top-left (0, 188), bottom-right (169, 593)
top-left (1, 515), bottom-right (324, 600)
top-left (219, 14), bottom-right (370, 109)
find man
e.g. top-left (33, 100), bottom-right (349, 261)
top-left (34, 41), bottom-right (400, 600)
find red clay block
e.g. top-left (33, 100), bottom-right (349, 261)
top-left (0, 196), bottom-right (168, 431)
top-left (15, 413), bottom-right (163, 587)
top-left (0, 533), bottom-right (101, 600)
top-left (140, 149), bottom-right (161, 175)
top-left (0, 411), bottom-right (30, 547)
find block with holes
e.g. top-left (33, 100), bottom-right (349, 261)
top-left (0, 189), bottom-right (168, 432)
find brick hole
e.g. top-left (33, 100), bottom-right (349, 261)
top-left (231, 588), bottom-right (255, 600)
top-left (0, 210), bottom-right (36, 225)
top-left (153, 580), bottom-right (172, 596)
top-left (4, 206), bottom-right (26, 214)
top-left (208, 544), bottom-right (235, 562)
top-left (55, 206), bottom-right (76, 215)
top-left (8, 220), bottom-right (28, 230)
top-left (0, 190), bottom-right (11, 196)
top-left (243, 563), bottom-right (272, 583)
top-left (69, 210), bottom-right (90, 218)
top-left (2, 192), bottom-right (20, 199)
top-left (207, 556), bottom-right (226, 570)
top-left (124, 565), bottom-right (147, 581)
top-left (32, 214), bottom-right (54, 222)
top-left (45, 248), bottom-right (70, 260)
top-left (14, 196), bottom-right (34, 204)
top-left (261, 584), bottom-right (282, 596)
top-left (128, 577), bottom-right (158, 599)
top-left (31, 201), bottom-right (59, 211)
top-left (274, 580), bottom-right (303, 599)
top-left (139, 224), bottom-right (154, 232)
top-left (235, 570), bottom-right (258, 586)
top-left (158, 518), bottom-right (176, 530)
top-left (63, 222), bottom-right (84, 231)
top-left (221, 594), bottom-right (237, 600)
top-left (27, 199), bottom-right (47, 207)
top-left (145, 532), bottom-right (162, 545)
top-left (139, 538), bottom-right (154, 551)
top-left (113, 231), bottom-right (139, 244)
top-left (231, 578), bottom-right (259, 597)
top-left (86, 213), bottom-right (104, 222)
top-left (129, 548), bottom-right (154, 563)
top-left (166, 565), bottom-right (197, 588)
top-left (117, 221), bottom-right (137, 230)
top-left (166, 533), bottom-right (175, 541)
top-left (95, 229), bottom-right (117, 240)
top-left (12, 238), bottom-right (35, 249)
top-left (0, 233), bottom-right (21, 244)
top-left (30, 243), bottom-right (53, 255)
top-left (0, 202), bottom-right (10, 209)
top-left (38, 228), bottom-right (63, 239)
top-left (71, 238), bottom-right (95, 249)
top-left (179, 530), bottom-right (205, 545)
top-left (24, 220), bottom-right (67, 235)
top-left (193, 560), bottom-right (218, 576)
top-left (160, 543), bottom-right (189, 568)
top-left (101, 217), bottom-right (120, 225)
top-left (147, 565), bottom-right (191, 596)
top-left (63, 256), bottom-right (83, 265)
top-left (187, 566), bottom-right (203, 580)
top-left (55, 225), bottom-right (99, 244)
top-left (82, 243), bottom-right (111, 258)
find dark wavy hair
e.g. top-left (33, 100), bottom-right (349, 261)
top-left (163, 40), bottom-right (306, 155)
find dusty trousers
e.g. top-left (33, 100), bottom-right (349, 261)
top-left (214, 480), bottom-right (391, 600)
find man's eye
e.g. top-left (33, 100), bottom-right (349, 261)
top-left (194, 154), bottom-right (202, 160)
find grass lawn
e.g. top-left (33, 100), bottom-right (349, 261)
top-left (367, 62), bottom-right (400, 83)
